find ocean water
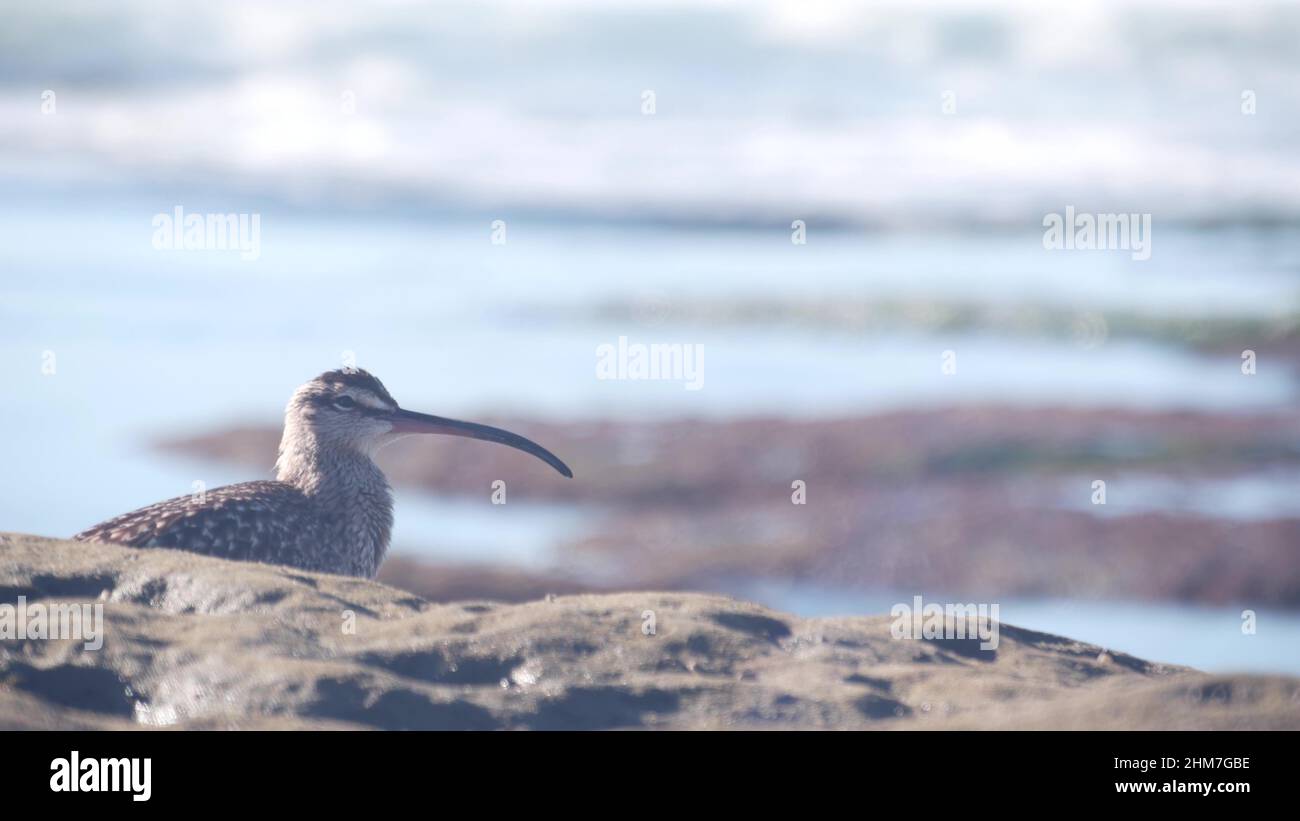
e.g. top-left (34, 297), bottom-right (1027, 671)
top-left (5, 1), bottom-right (1300, 227)
top-left (2, 196), bottom-right (1296, 539)
top-left (731, 581), bottom-right (1300, 676)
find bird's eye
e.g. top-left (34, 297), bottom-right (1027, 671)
top-left (333, 396), bottom-right (357, 410)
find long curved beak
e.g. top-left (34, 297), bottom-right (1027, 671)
top-left (388, 408), bottom-right (573, 478)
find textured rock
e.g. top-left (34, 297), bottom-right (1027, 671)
top-left (1, 532), bottom-right (1297, 730)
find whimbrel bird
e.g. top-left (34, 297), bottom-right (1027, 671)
top-left (74, 369), bottom-right (572, 578)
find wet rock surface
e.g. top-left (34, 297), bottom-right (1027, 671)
top-left (2, 533), bottom-right (1298, 730)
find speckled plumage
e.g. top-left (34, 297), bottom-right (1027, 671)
top-left (75, 368), bottom-right (571, 577)
top-left (75, 369), bottom-right (402, 578)
top-left (64, 366), bottom-right (426, 584)
top-left (72, 479), bottom-right (392, 577)
top-left (74, 368), bottom-right (571, 577)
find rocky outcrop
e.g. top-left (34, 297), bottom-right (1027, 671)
top-left (1, 532), bottom-right (1296, 730)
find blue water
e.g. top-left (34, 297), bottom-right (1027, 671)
top-left (732, 581), bottom-right (1300, 675)
top-left (2, 198), bottom-right (1296, 540)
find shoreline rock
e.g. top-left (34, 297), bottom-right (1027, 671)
top-left (2, 532), bottom-right (1297, 730)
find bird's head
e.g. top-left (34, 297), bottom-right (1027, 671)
top-left (281, 368), bottom-right (572, 477)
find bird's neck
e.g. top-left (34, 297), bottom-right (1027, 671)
top-left (276, 429), bottom-right (390, 498)
top-left (275, 427), bottom-right (394, 574)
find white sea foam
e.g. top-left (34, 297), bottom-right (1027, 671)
top-left (4, 0), bottom-right (1300, 225)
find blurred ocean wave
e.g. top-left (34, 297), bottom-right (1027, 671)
top-left (3, 0), bottom-right (1300, 226)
